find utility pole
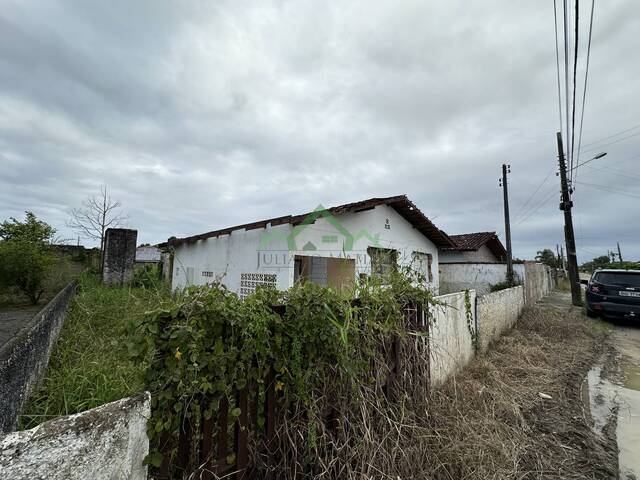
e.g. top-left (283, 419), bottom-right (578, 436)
top-left (499, 164), bottom-right (514, 284)
top-left (617, 242), bottom-right (623, 263)
top-left (556, 244), bottom-right (561, 267)
top-left (556, 132), bottom-right (581, 306)
top-left (560, 245), bottom-right (566, 270)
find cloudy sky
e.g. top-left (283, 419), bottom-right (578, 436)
top-left (1, 0), bottom-right (638, 262)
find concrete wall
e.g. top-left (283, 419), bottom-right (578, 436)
top-left (173, 204), bottom-right (442, 295)
top-left (439, 263), bottom-right (525, 295)
top-left (0, 393), bottom-right (150, 480)
top-left (524, 262), bottom-right (556, 305)
top-left (102, 228), bottom-right (137, 286)
top-left (0, 282), bottom-right (76, 433)
top-left (429, 290), bottom-right (477, 386)
top-left (476, 286), bottom-right (525, 353)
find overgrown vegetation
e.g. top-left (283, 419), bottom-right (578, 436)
top-left (129, 268), bottom-right (437, 475)
top-left (490, 280), bottom-right (520, 292)
top-left (19, 273), bottom-right (173, 429)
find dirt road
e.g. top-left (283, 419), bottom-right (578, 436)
top-left (586, 320), bottom-right (640, 479)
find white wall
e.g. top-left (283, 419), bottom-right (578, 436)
top-left (439, 245), bottom-right (498, 263)
top-left (439, 263), bottom-right (525, 295)
top-left (172, 204), bottom-right (442, 295)
top-left (0, 393), bottom-right (150, 480)
top-left (476, 286), bottom-right (524, 352)
top-left (429, 290), bottom-right (476, 386)
top-left (172, 223), bottom-right (294, 293)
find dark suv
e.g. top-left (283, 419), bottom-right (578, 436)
top-left (585, 269), bottom-right (640, 319)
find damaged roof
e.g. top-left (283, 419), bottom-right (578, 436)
top-left (444, 231), bottom-right (507, 260)
top-left (167, 195), bottom-right (455, 248)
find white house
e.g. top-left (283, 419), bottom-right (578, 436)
top-left (439, 232), bottom-right (507, 263)
top-left (167, 195), bottom-right (455, 296)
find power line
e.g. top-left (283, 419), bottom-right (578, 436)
top-left (569, 0), bottom-right (580, 181)
top-left (563, 0), bottom-right (571, 176)
top-left (513, 167), bottom-right (555, 222)
top-left (579, 130), bottom-right (640, 156)
top-left (553, 0), bottom-right (564, 134)
top-left (576, 180), bottom-right (640, 199)
top-left (515, 188), bottom-right (559, 226)
top-left (574, 0), bottom-right (595, 188)
top-left (580, 122), bottom-right (640, 148)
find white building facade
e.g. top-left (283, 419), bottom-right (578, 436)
top-left (168, 196), bottom-right (454, 296)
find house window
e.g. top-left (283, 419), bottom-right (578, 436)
top-left (240, 273), bottom-right (277, 299)
top-left (202, 271), bottom-right (214, 278)
top-left (412, 252), bottom-right (433, 283)
top-left (368, 247), bottom-right (398, 277)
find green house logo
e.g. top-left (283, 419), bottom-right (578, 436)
top-left (259, 205), bottom-right (381, 251)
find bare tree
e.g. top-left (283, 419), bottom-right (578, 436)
top-left (69, 186), bottom-right (128, 257)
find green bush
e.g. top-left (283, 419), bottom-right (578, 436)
top-left (0, 212), bottom-right (56, 304)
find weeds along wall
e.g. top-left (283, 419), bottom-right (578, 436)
top-left (0, 281), bottom-right (76, 433)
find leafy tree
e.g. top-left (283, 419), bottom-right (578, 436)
top-left (0, 212), bottom-right (55, 304)
top-left (581, 255), bottom-right (612, 272)
top-left (535, 249), bottom-right (560, 268)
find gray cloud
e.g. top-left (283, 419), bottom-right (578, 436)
top-left (1, 0), bottom-right (639, 262)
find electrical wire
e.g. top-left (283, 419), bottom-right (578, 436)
top-left (574, 0), bottom-right (595, 188)
top-left (513, 167), bottom-right (556, 222)
top-left (580, 122), bottom-right (640, 148)
top-left (563, 0), bottom-right (571, 176)
top-left (553, 0), bottom-right (564, 134)
top-left (575, 180), bottom-right (640, 199)
top-left (570, 0), bottom-right (580, 181)
top-left (578, 130), bottom-right (640, 156)
top-left (515, 188), bottom-right (559, 226)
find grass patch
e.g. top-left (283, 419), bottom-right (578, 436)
top-left (19, 273), bottom-right (173, 429)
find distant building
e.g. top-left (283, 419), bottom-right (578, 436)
top-left (167, 195), bottom-right (456, 296)
top-left (135, 246), bottom-right (162, 264)
top-left (439, 232), bottom-right (507, 263)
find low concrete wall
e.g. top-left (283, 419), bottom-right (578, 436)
top-left (429, 290), bottom-right (477, 386)
top-left (0, 393), bottom-right (150, 480)
top-left (476, 286), bottom-right (525, 353)
top-left (0, 282), bottom-right (76, 433)
top-left (439, 263), bottom-right (525, 296)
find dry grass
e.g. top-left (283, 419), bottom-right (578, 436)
top-left (258, 304), bottom-right (615, 479)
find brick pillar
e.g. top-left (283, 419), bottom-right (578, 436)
top-left (102, 228), bottom-right (138, 285)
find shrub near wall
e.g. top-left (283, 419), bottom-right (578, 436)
top-left (130, 272), bottom-right (436, 479)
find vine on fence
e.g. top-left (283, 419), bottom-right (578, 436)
top-left (464, 290), bottom-right (477, 348)
top-left (128, 268), bottom-right (437, 472)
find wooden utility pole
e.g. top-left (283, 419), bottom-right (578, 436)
top-left (500, 164), bottom-right (514, 284)
top-left (560, 245), bottom-right (566, 270)
top-left (617, 242), bottom-right (624, 262)
top-left (556, 132), bottom-right (581, 306)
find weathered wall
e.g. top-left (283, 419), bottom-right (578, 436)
top-left (476, 286), bottom-right (525, 352)
top-left (429, 290), bottom-right (477, 386)
top-left (523, 262), bottom-right (556, 305)
top-left (439, 244), bottom-right (500, 263)
top-left (0, 282), bottom-right (76, 433)
top-left (173, 204), bottom-right (442, 295)
top-left (102, 228), bottom-right (138, 285)
top-left (0, 393), bottom-right (150, 480)
top-left (439, 263), bottom-right (525, 295)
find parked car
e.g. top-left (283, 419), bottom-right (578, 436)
top-left (584, 269), bottom-right (640, 319)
